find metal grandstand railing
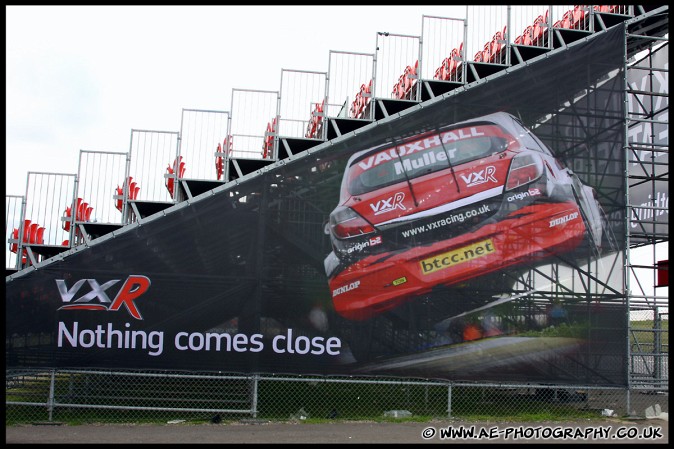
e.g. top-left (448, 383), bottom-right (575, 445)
top-left (178, 108), bottom-right (230, 182)
top-left (5, 195), bottom-right (25, 274)
top-left (278, 69), bottom-right (327, 141)
top-left (229, 88), bottom-right (279, 161)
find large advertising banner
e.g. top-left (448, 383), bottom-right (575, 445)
top-left (6, 26), bottom-right (630, 385)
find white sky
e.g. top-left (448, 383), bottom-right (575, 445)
top-left (6, 4), bottom-right (467, 195)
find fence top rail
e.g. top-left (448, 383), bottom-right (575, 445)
top-left (232, 88), bottom-right (279, 95)
top-left (329, 49), bottom-right (376, 58)
top-left (26, 171), bottom-right (76, 177)
top-left (281, 68), bottom-right (328, 76)
top-left (130, 129), bottom-right (179, 135)
top-left (422, 14), bottom-right (465, 22)
top-left (181, 108), bottom-right (229, 114)
top-left (377, 31), bottom-right (421, 39)
top-left (79, 149), bottom-right (128, 156)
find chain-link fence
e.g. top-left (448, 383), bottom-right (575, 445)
top-left (630, 309), bottom-right (669, 390)
top-left (6, 368), bottom-right (668, 425)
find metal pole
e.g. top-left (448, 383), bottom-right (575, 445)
top-left (48, 370), bottom-right (56, 422)
top-left (622, 24), bottom-right (633, 418)
top-left (251, 374), bottom-right (259, 418)
top-left (653, 307), bottom-right (661, 383)
top-left (447, 383), bottom-right (452, 418)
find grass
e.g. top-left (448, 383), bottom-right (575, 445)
top-left (630, 319), bottom-right (669, 353)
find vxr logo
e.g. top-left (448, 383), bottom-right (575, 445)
top-left (55, 275), bottom-right (151, 320)
top-left (370, 192), bottom-right (406, 215)
top-left (460, 166), bottom-right (497, 187)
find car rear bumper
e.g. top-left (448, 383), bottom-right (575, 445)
top-left (328, 201), bottom-right (587, 320)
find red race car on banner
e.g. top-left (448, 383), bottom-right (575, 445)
top-left (324, 112), bottom-right (609, 320)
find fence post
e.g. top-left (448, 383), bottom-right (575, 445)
top-left (654, 307), bottom-right (661, 384)
top-left (251, 374), bottom-right (259, 418)
top-left (47, 369), bottom-right (56, 422)
top-left (447, 382), bottom-right (452, 418)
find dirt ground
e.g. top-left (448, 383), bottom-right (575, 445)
top-left (6, 418), bottom-right (668, 444)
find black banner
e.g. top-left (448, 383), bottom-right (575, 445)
top-left (6, 26), bottom-right (630, 386)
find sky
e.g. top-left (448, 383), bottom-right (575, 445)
top-left (6, 5), bottom-right (468, 196)
top-left (5, 5), bottom-right (668, 306)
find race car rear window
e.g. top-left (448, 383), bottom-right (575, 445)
top-left (347, 124), bottom-right (510, 195)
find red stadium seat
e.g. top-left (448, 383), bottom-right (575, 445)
top-left (480, 41), bottom-right (491, 62)
top-left (22, 220), bottom-right (31, 243)
top-left (8, 219), bottom-right (43, 264)
top-left (12, 221), bottom-right (44, 249)
top-left (114, 186), bottom-right (123, 211)
top-left (451, 43), bottom-right (464, 80)
top-left (351, 80), bottom-right (372, 119)
top-left (263, 122), bottom-right (272, 158)
top-left (130, 179), bottom-right (139, 200)
top-left (489, 31), bottom-right (500, 63)
top-left (392, 70), bottom-right (407, 99)
top-left (531, 14), bottom-right (545, 45)
top-left (215, 136), bottom-right (232, 180)
top-left (166, 167), bottom-right (175, 196)
top-left (522, 25), bottom-right (534, 46)
top-left (305, 99), bottom-right (325, 138)
top-left (314, 100), bottom-right (325, 137)
top-left (437, 50), bottom-right (458, 81)
top-left (262, 118), bottom-right (276, 159)
top-left (215, 142), bottom-right (224, 180)
top-left (571, 5), bottom-right (587, 30)
top-left (403, 60), bottom-right (419, 99)
top-left (76, 199), bottom-right (87, 222)
top-left (215, 157), bottom-right (224, 180)
top-left (350, 84), bottom-right (365, 118)
top-left (9, 228), bottom-right (19, 253)
top-left (434, 63), bottom-right (443, 80)
top-left (115, 176), bottom-right (140, 212)
top-left (62, 206), bottom-right (73, 231)
top-left (392, 61), bottom-right (418, 100)
top-left (28, 223), bottom-right (40, 244)
top-left (64, 197), bottom-right (94, 225)
top-left (447, 48), bottom-right (459, 78)
top-left (442, 57), bottom-right (452, 80)
top-left (165, 156), bottom-right (186, 197)
top-left (363, 80), bottom-right (372, 115)
top-left (226, 136), bottom-right (233, 158)
top-left (9, 222), bottom-right (37, 265)
top-left (36, 226), bottom-right (45, 245)
top-left (554, 10), bottom-right (573, 29)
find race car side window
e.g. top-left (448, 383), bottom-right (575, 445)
top-left (355, 163), bottom-right (401, 191)
top-left (451, 136), bottom-right (502, 164)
